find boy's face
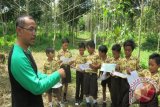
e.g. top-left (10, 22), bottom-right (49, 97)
top-left (98, 51), bottom-right (105, 58)
top-left (112, 50), bottom-right (120, 59)
top-left (124, 46), bottom-right (132, 58)
top-left (46, 52), bottom-right (55, 59)
top-left (62, 42), bottom-right (68, 50)
top-left (79, 48), bottom-right (85, 55)
top-left (149, 59), bottom-right (159, 73)
top-left (87, 46), bottom-right (94, 54)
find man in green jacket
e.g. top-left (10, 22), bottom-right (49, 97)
top-left (8, 15), bottom-right (65, 107)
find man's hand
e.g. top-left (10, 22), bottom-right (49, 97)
top-left (57, 68), bottom-right (66, 78)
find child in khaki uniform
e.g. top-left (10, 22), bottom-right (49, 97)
top-left (132, 53), bottom-right (160, 107)
top-left (43, 47), bottom-right (64, 107)
top-left (98, 45), bottom-right (111, 107)
top-left (73, 42), bottom-right (86, 105)
top-left (84, 40), bottom-right (101, 107)
top-left (110, 44), bottom-right (122, 107)
top-left (121, 39), bottom-right (139, 107)
top-left (57, 38), bottom-right (72, 102)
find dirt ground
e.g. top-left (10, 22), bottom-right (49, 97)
top-left (0, 52), bottom-right (140, 107)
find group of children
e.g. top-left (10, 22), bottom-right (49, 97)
top-left (43, 38), bottom-right (160, 107)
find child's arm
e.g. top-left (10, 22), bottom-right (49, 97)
top-left (43, 62), bottom-right (48, 74)
top-left (89, 57), bottom-right (101, 70)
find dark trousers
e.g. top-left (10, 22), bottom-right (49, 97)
top-left (111, 77), bottom-right (122, 107)
top-left (75, 71), bottom-right (84, 101)
top-left (121, 79), bottom-right (130, 107)
top-left (83, 73), bottom-right (98, 98)
top-left (139, 95), bottom-right (158, 107)
top-left (60, 65), bottom-right (71, 84)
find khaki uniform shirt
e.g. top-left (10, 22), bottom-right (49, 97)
top-left (139, 69), bottom-right (160, 84)
top-left (110, 57), bottom-right (122, 72)
top-left (121, 56), bottom-right (139, 74)
top-left (74, 54), bottom-right (86, 71)
top-left (57, 49), bottom-right (72, 65)
top-left (43, 59), bottom-right (58, 74)
top-left (86, 52), bottom-right (101, 74)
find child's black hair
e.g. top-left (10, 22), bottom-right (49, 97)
top-left (62, 38), bottom-right (69, 44)
top-left (98, 45), bottom-right (108, 54)
top-left (149, 53), bottom-right (160, 65)
top-left (78, 42), bottom-right (86, 49)
top-left (45, 47), bottom-right (55, 54)
top-left (123, 39), bottom-right (136, 50)
top-left (112, 44), bottom-right (121, 52)
top-left (86, 40), bottom-right (95, 49)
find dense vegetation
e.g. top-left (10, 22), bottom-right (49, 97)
top-left (0, 0), bottom-right (160, 67)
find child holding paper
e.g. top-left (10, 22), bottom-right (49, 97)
top-left (84, 40), bottom-right (101, 107)
top-left (110, 44), bottom-right (123, 107)
top-left (121, 39), bottom-right (139, 107)
top-left (43, 47), bottom-right (64, 107)
top-left (57, 38), bottom-right (72, 102)
top-left (134, 53), bottom-right (160, 107)
top-left (73, 42), bottom-right (86, 105)
top-left (98, 45), bottom-right (111, 107)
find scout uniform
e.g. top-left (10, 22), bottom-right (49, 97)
top-left (110, 57), bottom-right (123, 107)
top-left (43, 59), bottom-right (59, 93)
top-left (83, 52), bottom-right (101, 98)
top-left (120, 56), bottom-right (139, 107)
top-left (138, 69), bottom-right (160, 107)
top-left (74, 54), bottom-right (86, 102)
top-left (44, 59), bottom-right (59, 75)
top-left (57, 49), bottom-right (72, 84)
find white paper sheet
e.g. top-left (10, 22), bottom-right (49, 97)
top-left (60, 56), bottom-right (73, 64)
top-left (127, 70), bottom-right (140, 86)
top-left (100, 72), bottom-right (110, 81)
top-left (52, 82), bottom-right (62, 89)
top-left (112, 71), bottom-right (127, 78)
top-left (100, 63), bottom-right (116, 73)
top-left (79, 63), bottom-right (91, 71)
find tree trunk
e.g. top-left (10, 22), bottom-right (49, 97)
top-left (157, 32), bottom-right (160, 53)
top-left (25, 0), bottom-right (29, 14)
top-left (138, 0), bottom-right (144, 60)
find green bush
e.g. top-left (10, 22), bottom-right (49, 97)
top-left (141, 32), bottom-right (158, 51)
top-left (0, 34), bottom-right (16, 51)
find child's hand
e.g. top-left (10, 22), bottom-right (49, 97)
top-left (126, 67), bottom-right (132, 74)
top-left (69, 60), bottom-right (74, 65)
top-left (89, 64), bottom-right (95, 69)
top-left (115, 65), bottom-right (120, 71)
top-left (110, 70), bottom-right (115, 77)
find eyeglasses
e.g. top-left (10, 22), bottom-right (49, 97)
top-left (19, 26), bottom-right (37, 33)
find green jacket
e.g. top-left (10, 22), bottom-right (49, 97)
top-left (11, 44), bottom-right (60, 95)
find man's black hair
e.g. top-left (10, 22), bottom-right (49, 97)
top-left (149, 53), bottom-right (160, 65)
top-left (78, 42), bottom-right (85, 49)
top-left (16, 15), bottom-right (33, 28)
top-left (98, 45), bottom-right (108, 54)
top-left (62, 38), bottom-right (69, 44)
top-left (112, 44), bottom-right (121, 52)
top-left (86, 40), bottom-right (95, 49)
top-left (45, 47), bottom-right (55, 54)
